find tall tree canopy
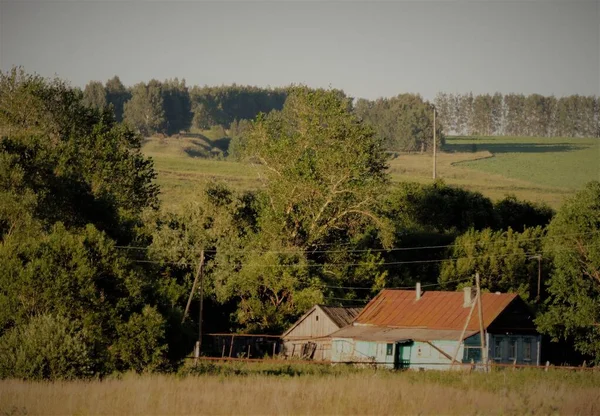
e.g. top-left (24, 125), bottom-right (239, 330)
top-left (434, 92), bottom-right (599, 138)
top-left (82, 81), bottom-right (107, 111)
top-left (151, 87), bottom-right (393, 332)
top-left (105, 76), bottom-right (130, 122)
top-left (123, 80), bottom-right (166, 137)
top-left (189, 85), bottom-right (287, 130)
top-left (439, 226), bottom-right (547, 303)
top-left (354, 94), bottom-right (444, 153)
top-left (536, 181), bottom-right (600, 363)
top-left (0, 68), bottom-right (177, 379)
top-left (161, 78), bottom-right (192, 135)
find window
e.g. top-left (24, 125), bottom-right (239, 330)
top-left (315, 315), bottom-right (319, 322)
top-left (386, 343), bottom-right (394, 356)
top-left (494, 338), bottom-right (504, 360)
top-left (523, 338), bottom-right (532, 361)
top-left (508, 338), bottom-right (517, 360)
top-left (463, 346), bottom-right (481, 362)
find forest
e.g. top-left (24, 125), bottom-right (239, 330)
top-left (434, 92), bottom-right (600, 138)
top-left (0, 68), bottom-right (599, 381)
top-left (82, 76), bottom-right (600, 156)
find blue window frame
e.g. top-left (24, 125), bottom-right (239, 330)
top-left (386, 343), bottom-right (393, 356)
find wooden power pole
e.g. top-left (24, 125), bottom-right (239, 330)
top-left (197, 250), bottom-right (206, 358)
top-left (475, 272), bottom-right (488, 370)
top-left (181, 250), bottom-right (205, 362)
top-left (528, 254), bottom-right (542, 303)
top-left (433, 108), bottom-right (437, 180)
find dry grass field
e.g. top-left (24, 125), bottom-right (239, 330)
top-left (142, 135), bottom-right (598, 211)
top-left (1, 369), bottom-right (599, 415)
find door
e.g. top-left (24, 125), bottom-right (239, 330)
top-left (395, 342), bottom-right (411, 369)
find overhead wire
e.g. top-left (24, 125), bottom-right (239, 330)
top-left (127, 242), bottom-right (599, 269)
top-left (115, 230), bottom-right (599, 255)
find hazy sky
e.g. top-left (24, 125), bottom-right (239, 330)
top-left (1, 0), bottom-right (598, 100)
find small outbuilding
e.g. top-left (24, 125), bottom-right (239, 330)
top-left (330, 287), bottom-right (540, 370)
top-left (282, 305), bottom-right (362, 361)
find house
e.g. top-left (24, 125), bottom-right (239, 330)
top-left (330, 286), bottom-right (540, 370)
top-left (282, 305), bottom-right (362, 361)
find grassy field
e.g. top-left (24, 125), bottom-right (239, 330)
top-left (142, 135), bottom-right (599, 210)
top-left (2, 364), bottom-right (599, 415)
top-left (447, 136), bottom-right (599, 190)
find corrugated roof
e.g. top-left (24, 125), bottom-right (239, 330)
top-left (281, 305), bottom-right (363, 338)
top-left (331, 325), bottom-right (477, 342)
top-left (354, 290), bottom-right (518, 331)
top-left (319, 306), bottom-right (362, 328)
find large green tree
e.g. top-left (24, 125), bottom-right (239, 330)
top-left (82, 81), bottom-right (107, 111)
top-left (439, 226), bottom-right (547, 302)
top-left (123, 80), bottom-right (166, 136)
top-left (355, 94), bottom-right (444, 152)
top-left (105, 76), bottom-right (130, 122)
top-left (536, 181), bottom-right (600, 363)
top-left (163, 87), bottom-right (394, 331)
top-left (162, 78), bottom-right (192, 135)
top-left (0, 68), bottom-right (175, 379)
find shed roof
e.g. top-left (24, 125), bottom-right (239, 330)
top-left (319, 306), bottom-right (362, 328)
top-left (330, 325), bottom-right (477, 342)
top-left (281, 305), bottom-right (362, 338)
top-left (354, 289), bottom-right (518, 331)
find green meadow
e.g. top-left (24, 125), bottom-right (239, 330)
top-left (142, 135), bottom-right (599, 210)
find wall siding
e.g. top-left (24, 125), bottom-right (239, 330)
top-left (331, 339), bottom-right (396, 368)
top-left (408, 340), bottom-right (464, 371)
top-left (283, 306), bottom-right (341, 360)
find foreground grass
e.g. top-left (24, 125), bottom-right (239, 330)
top-left (2, 363), bottom-right (599, 415)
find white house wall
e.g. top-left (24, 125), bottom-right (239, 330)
top-left (408, 340), bottom-right (464, 371)
top-left (331, 338), bottom-right (396, 369)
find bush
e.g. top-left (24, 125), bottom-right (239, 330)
top-left (0, 315), bottom-right (94, 380)
top-left (112, 305), bottom-right (169, 373)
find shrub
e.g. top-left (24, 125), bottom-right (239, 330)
top-left (0, 315), bottom-right (94, 380)
top-left (112, 305), bottom-right (168, 373)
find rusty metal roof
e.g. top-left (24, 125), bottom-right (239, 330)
top-left (319, 306), bottom-right (362, 328)
top-left (330, 325), bottom-right (477, 342)
top-left (354, 290), bottom-right (518, 331)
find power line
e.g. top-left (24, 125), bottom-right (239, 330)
top-left (128, 242), bottom-right (599, 269)
top-left (115, 230), bottom-right (599, 255)
top-left (324, 297), bottom-right (371, 303)
top-left (323, 276), bottom-right (474, 292)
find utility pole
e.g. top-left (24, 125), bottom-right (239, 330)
top-left (182, 250), bottom-right (204, 323)
top-left (197, 249), bottom-right (206, 358)
top-left (182, 250), bottom-right (205, 362)
top-left (528, 254), bottom-right (542, 303)
top-left (433, 107), bottom-right (437, 180)
top-left (475, 272), bottom-right (487, 371)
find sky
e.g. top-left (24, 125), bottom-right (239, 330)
top-left (1, 0), bottom-right (598, 101)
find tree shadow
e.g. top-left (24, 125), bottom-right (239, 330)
top-left (182, 137), bottom-right (231, 159)
top-left (443, 142), bottom-right (586, 154)
top-left (211, 137), bottom-right (231, 153)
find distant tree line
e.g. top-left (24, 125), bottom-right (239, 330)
top-left (435, 92), bottom-right (600, 138)
top-left (189, 85), bottom-right (287, 130)
top-left (84, 77), bottom-right (599, 145)
top-left (354, 94), bottom-right (444, 153)
top-left (83, 78), bottom-right (444, 154)
top-left (82, 77), bottom-right (287, 137)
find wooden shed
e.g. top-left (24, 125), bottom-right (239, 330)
top-left (330, 287), bottom-right (540, 370)
top-left (281, 305), bottom-right (362, 361)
